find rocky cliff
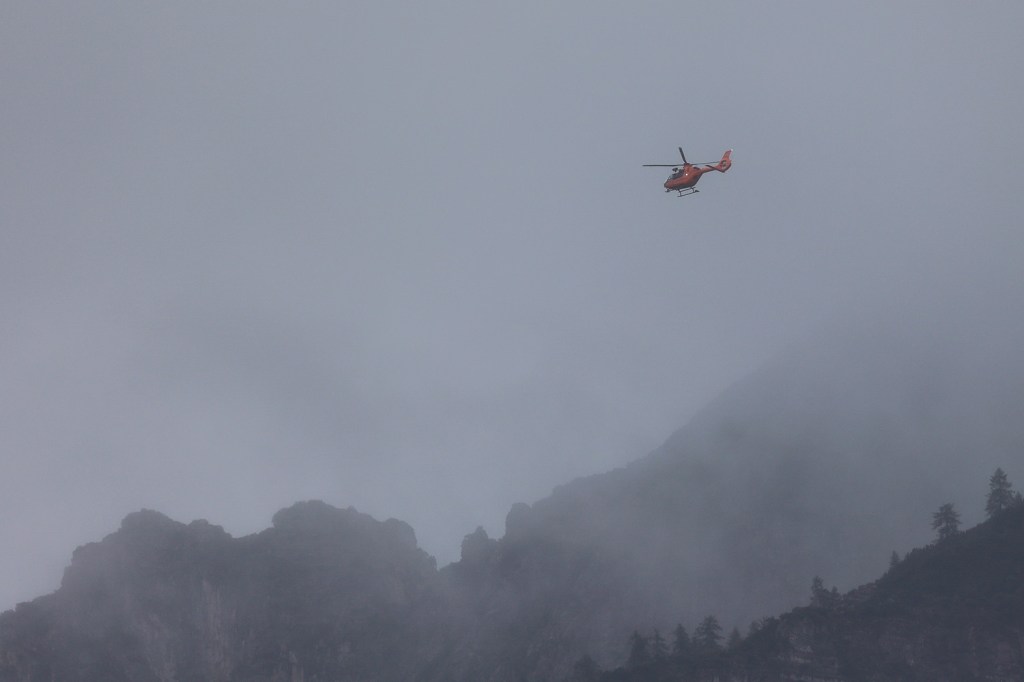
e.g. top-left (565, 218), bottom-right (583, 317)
top-left (0, 502), bottom-right (458, 682)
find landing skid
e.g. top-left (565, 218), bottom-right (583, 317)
top-left (666, 188), bottom-right (699, 197)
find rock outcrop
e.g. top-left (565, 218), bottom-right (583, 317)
top-left (0, 502), bottom-right (457, 682)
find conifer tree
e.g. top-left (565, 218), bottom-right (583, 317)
top-left (693, 615), bottom-right (723, 652)
top-left (986, 468), bottom-right (1016, 517)
top-left (932, 502), bottom-right (960, 541)
top-left (651, 629), bottom-right (668, 661)
top-left (888, 550), bottom-right (900, 570)
top-left (810, 575), bottom-right (840, 609)
top-left (810, 576), bottom-right (827, 607)
top-left (671, 623), bottom-right (690, 658)
top-left (627, 630), bottom-right (650, 668)
top-left (727, 627), bottom-right (742, 649)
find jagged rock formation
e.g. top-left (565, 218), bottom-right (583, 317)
top-left (0, 502), bottom-right (458, 682)
top-left (0, 501), bottom-right (629, 682)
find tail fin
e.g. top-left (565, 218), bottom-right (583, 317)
top-left (712, 149), bottom-right (732, 172)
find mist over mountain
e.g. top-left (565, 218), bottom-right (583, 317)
top-left (436, 302), bottom-right (1024, 673)
top-left (2, 307), bottom-right (1022, 680)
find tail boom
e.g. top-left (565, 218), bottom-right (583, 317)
top-left (709, 149), bottom-right (732, 173)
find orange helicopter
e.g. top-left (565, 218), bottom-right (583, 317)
top-left (644, 147), bottom-right (732, 196)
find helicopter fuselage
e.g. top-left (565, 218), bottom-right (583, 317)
top-left (663, 164), bottom-right (709, 191)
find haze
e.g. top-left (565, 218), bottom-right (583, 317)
top-left (2, 3), bottom-right (1022, 611)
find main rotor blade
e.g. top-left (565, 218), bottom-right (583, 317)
top-left (678, 147), bottom-right (688, 164)
top-left (643, 161), bottom-right (716, 167)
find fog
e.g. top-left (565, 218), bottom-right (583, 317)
top-left (2, 3), bottom-right (1023, 611)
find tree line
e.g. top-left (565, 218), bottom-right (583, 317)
top-left (566, 468), bottom-right (1020, 682)
top-left (929, 467), bottom-right (1020, 543)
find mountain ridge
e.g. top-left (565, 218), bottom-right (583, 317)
top-left (3, 318), bottom-right (1023, 680)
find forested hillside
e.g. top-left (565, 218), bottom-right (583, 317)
top-left (586, 497), bottom-right (1024, 681)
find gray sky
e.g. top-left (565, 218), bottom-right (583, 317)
top-left (2, 2), bottom-right (1023, 610)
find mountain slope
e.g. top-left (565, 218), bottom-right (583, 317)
top-left (738, 503), bottom-right (1024, 681)
top-left (601, 503), bottom-right (1024, 681)
top-left (440, 318), bottom-right (1024, 676)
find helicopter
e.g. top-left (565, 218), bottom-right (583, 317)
top-left (644, 147), bottom-right (732, 196)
